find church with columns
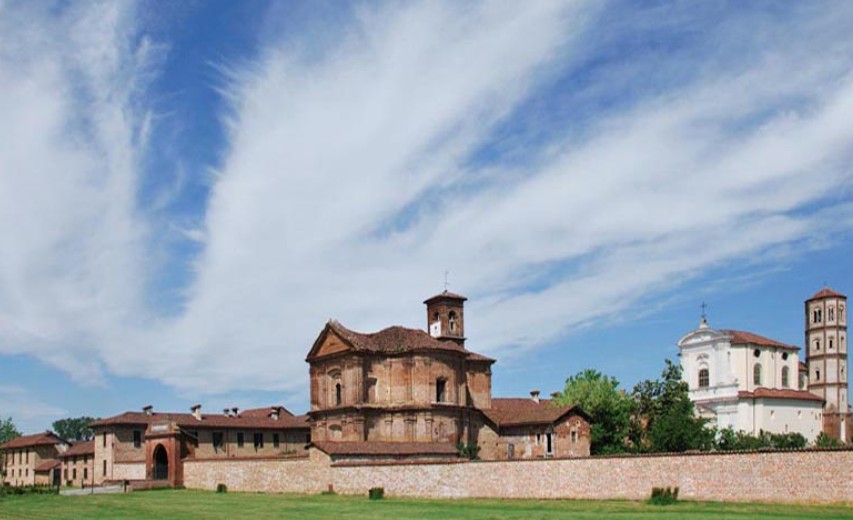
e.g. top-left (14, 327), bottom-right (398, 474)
top-left (678, 287), bottom-right (850, 442)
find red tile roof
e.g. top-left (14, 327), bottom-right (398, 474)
top-left (809, 287), bottom-right (846, 300)
top-left (312, 441), bottom-right (459, 457)
top-left (90, 410), bottom-right (309, 430)
top-left (0, 431), bottom-right (66, 450)
top-left (482, 398), bottom-right (586, 427)
top-left (738, 388), bottom-right (824, 402)
top-left (309, 321), bottom-right (493, 362)
top-left (60, 440), bottom-right (95, 458)
top-left (723, 330), bottom-right (798, 351)
top-left (423, 290), bottom-right (468, 303)
top-left (799, 361), bottom-right (808, 372)
top-left (239, 406), bottom-right (294, 418)
top-left (34, 459), bottom-right (61, 472)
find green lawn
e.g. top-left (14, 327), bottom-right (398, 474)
top-left (1, 490), bottom-right (852, 519)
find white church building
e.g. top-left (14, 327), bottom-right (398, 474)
top-left (677, 287), bottom-right (850, 442)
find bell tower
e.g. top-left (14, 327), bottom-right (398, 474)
top-left (424, 290), bottom-right (466, 347)
top-left (806, 286), bottom-right (851, 442)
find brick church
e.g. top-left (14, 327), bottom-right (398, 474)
top-left (307, 291), bottom-right (591, 461)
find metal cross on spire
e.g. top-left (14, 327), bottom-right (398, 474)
top-left (700, 301), bottom-right (708, 321)
top-left (444, 270), bottom-right (450, 291)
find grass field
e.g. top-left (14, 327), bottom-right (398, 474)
top-left (1, 490), bottom-right (852, 519)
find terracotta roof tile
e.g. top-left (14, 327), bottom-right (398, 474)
top-left (239, 406), bottom-right (294, 418)
top-left (723, 330), bottom-right (798, 351)
top-left (0, 431), bottom-right (66, 450)
top-left (60, 440), bottom-right (94, 458)
top-left (809, 287), bottom-right (846, 300)
top-left (423, 290), bottom-right (468, 303)
top-left (90, 410), bottom-right (309, 430)
top-left (482, 398), bottom-right (584, 427)
top-left (311, 321), bottom-right (492, 362)
top-left (312, 441), bottom-right (459, 456)
top-left (34, 459), bottom-right (61, 472)
top-left (738, 388), bottom-right (824, 402)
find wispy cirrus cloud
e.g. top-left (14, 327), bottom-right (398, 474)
top-left (1, 1), bottom-right (853, 403)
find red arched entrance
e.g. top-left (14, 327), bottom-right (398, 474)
top-left (153, 444), bottom-right (169, 481)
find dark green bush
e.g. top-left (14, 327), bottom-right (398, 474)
top-left (369, 487), bottom-right (384, 500)
top-left (649, 486), bottom-right (679, 505)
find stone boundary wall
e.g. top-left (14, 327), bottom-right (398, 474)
top-left (183, 448), bottom-right (853, 503)
top-left (183, 451), bottom-right (330, 494)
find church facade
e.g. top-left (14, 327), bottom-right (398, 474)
top-left (678, 287), bottom-right (850, 442)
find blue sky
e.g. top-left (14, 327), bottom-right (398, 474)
top-left (2, 0), bottom-right (853, 433)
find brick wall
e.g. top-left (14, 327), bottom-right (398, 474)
top-left (183, 448), bottom-right (853, 503)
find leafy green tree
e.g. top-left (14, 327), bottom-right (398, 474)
top-left (553, 369), bottom-right (633, 454)
top-left (631, 359), bottom-right (713, 453)
top-left (0, 416), bottom-right (21, 445)
top-left (52, 416), bottom-right (96, 441)
top-left (815, 431), bottom-right (844, 448)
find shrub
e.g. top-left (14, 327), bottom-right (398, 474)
top-left (216, 483), bottom-right (227, 493)
top-left (369, 487), bottom-right (384, 500)
top-left (815, 432), bottom-right (843, 448)
top-left (648, 486), bottom-right (679, 505)
top-left (456, 442), bottom-right (481, 460)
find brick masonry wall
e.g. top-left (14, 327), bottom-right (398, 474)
top-left (182, 450), bottom-right (332, 494)
top-left (183, 448), bottom-right (853, 503)
top-left (113, 462), bottom-right (145, 481)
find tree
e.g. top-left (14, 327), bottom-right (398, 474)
top-left (52, 416), bottom-right (96, 442)
top-left (631, 359), bottom-right (713, 453)
top-left (553, 369), bottom-right (633, 454)
top-left (0, 416), bottom-right (21, 445)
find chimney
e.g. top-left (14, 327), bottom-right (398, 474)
top-left (142, 405), bottom-right (153, 416)
top-left (190, 404), bottom-right (202, 421)
top-left (223, 408), bottom-right (231, 417)
top-left (270, 407), bottom-right (280, 421)
top-left (231, 407), bottom-right (239, 417)
top-left (530, 390), bottom-right (540, 404)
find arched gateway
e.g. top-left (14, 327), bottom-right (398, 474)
top-left (153, 444), bottom-right (169, 481)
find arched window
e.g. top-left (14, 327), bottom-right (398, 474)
top-left (435, 378), bottom-right (447, 403)
top-left (815, 368), bottom-right (821, 381)
top-left (753, 363), bottom-right (762, 386)
top-left (781, 366), bottom-right (790, 388)
top-left (828, 306), bottom-right (835, 321)
top-left (335, 383), bottom-right (342, 406)
top-left (448, 311), bottom-right (457, 333)
top-left (698, 368), bottom-right (709, 388)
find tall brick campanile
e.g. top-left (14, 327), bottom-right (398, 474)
top-left (806, 287), bottom-right (851, 442)
top-left (424, 290), bottom-right (467, 347)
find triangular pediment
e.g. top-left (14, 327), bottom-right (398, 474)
top-left (306, 322), bottom-right (354, 361)
top-left (678, 328), bottom-right (728, 347)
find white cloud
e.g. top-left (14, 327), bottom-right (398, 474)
top-left (1, 1), bottom-right (853, 400)
top-left (0, 385), bottom-right (66, 433)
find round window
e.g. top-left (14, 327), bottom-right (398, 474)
top-left (753, 349), bottom-right (761, 358)
top-left (782, 352), bottom-right (788, 361)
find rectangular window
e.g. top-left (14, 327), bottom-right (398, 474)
top-left (273, 433), bottom-right (280, 448)
top-left (103, 460), bottom-right (107, 476)
top-left (507, 443), bottom-right (515, 459)
top-left (25, 449), bottom-right (29, 464)
top-left (72, 468), bottom-right (77, 480)
top-left (103, 432), bottom-right (107, 448)
top-left (237, 432), bottom-right (245, 448)
top-left (84, 468), bottom-right (88, 481)
top-left (546, 433), bottom-right (553, 455)
top-left (253, 433), bottom-right (264, 450)
top-left (571, 430), bottom-right (578, 443)
top-left (133, 430), bottom-right (142, 449)
top-left (213, 432), bottom-right (224, 452)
